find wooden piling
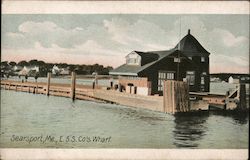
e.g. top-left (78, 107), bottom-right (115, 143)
top-left (95, 74), bottom-right (98, 85)
top-left (46, 72), bottom-right (51, 96)
top-left (36, 84), bottom-right (38, 94)
top-left (163, 80), bottom-right (189, 114)
top-left (70, 72), bottom-right (76, 100)
top-left (239, 84), bottom-right (246, 109)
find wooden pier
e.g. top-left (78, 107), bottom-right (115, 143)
top-left (0, 73), bottom-right (247, 114)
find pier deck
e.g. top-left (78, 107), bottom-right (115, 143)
top-left (1, 79), bottom-right (246, 114)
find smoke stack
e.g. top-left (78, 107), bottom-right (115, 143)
top-left (188, 29), bottom-right (190, 34)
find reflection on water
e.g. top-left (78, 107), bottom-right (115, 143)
top-left (173, 112), bottom-right (209, 148)
top-left (173, 111), bottom-right (249, 148)
top-left (209, 111), bottom-right (249, 125)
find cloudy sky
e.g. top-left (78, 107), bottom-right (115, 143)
top-left (1, 14), bottom-right (249, 73)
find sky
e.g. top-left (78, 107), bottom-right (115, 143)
top-left (1, 14), bottom-right (249, 73)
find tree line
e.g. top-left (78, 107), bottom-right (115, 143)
top-left (1, 59), bottom-right (113, 77)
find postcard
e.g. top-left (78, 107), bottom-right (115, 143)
top-left (0, 1), bottom-right (249, 159)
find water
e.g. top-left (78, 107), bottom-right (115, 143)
top-left (0, 89), bottom-right (248, 148)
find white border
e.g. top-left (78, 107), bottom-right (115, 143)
top-left (0, 149), bottom-right (248, 159)
top-left (1, 1), bottom-right (249, 159)
top-left (2, 1), bottom-right (249, 14)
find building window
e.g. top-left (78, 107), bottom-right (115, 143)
top-left (201, 76), bottom-right (205, 85)
top-left (158, 71), bottom-right (175, 91)
top-left (174, 57), bottom-right (181, 63)
top-left (167, 72), bottom-right (174, 79)
top-left (200, 85), bottom-right (205, 92)
top-left (127, 58), bottom-right (137, 64)
top-left (201, 57), bottom-right (205, 62)
top-left (186, 71), bottom-right (195, 85)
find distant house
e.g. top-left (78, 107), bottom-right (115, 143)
top-left (110, 29), bottom-right (210, 95)
top-left (13, 65), bottom-right (23, 72)
top-left (228, 76), bottom-right (240, 84)
top-left (19, 66), bottom-right (39, 76)
top-left (60, 68), bottom-right (70, 75)
top-left (52, 65), bottom-right (70, 75)
top-left (52, 65), bottom-right (60, 75)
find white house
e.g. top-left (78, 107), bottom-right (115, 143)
top-left (18, 66), bottom-right (39, 76)
top-left (52, 65), bottom-right (60, 75)
top-left (60, 68), bottom-right (70, 75)
top-left (228, 76), bottom-right (240, 84)
top-left (52, 65), bottom-right (70, 75)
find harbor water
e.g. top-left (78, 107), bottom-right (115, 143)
top-left (0, 82), bottom-right (249, 148)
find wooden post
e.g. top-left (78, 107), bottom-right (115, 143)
top-left (15, 85), bottom-right (18, 91)
top-left (8, 82), bottom-right (11, 90)
top-left (71, 72), bottom-right (76, 100)
top-left (46, 72), bottom-right (51, 96)
top-left (239, 84), bottom-right (246, 109)
top-left (163, 80), bottom-right (189, 114)
top-left (36, 84), bottom-right (38, 94)
top-left (118, 83), bottom-right (122, 92)
top-left (95, 74), bottom-right (98, 85)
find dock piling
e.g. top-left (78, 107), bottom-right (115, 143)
top-left (46, 72), bottom-right (51, 96)
top-left (163, 80), bottom-right (190, 114)
top-left (71, 72), bottom-right (76, 100)
top-left (239, 84), bottom-right (246, 109)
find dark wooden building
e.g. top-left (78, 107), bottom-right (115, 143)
top-left (110, 30), bottom-right (210, 95)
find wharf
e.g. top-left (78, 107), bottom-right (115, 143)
top-left (0, 75), bottom-right (247, 114)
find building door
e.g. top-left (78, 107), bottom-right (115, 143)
top-left (158, 71), bottom-right (175, 91)
top-left (186, 71), bottom-right (195, 86)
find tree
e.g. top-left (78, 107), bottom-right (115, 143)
top-left (1, 61), bottom-right (9, 67)
top-left (28, 59), bottom-right (38, 66)
top-left (37, 60), bottom-right (46, 66)
top-left (9, 61), bottom-right (17, 66)
top-left (18, 60), bottom-right (29, 67)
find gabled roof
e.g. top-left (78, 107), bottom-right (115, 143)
top-left (174, 30), bottom-right (210, 57)
top-left (109, 49), bottom-right (177, 76)
top-left (110, 29), bottom-right (210, 76)
top-left (134, 51), bottom-right (159, 65)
